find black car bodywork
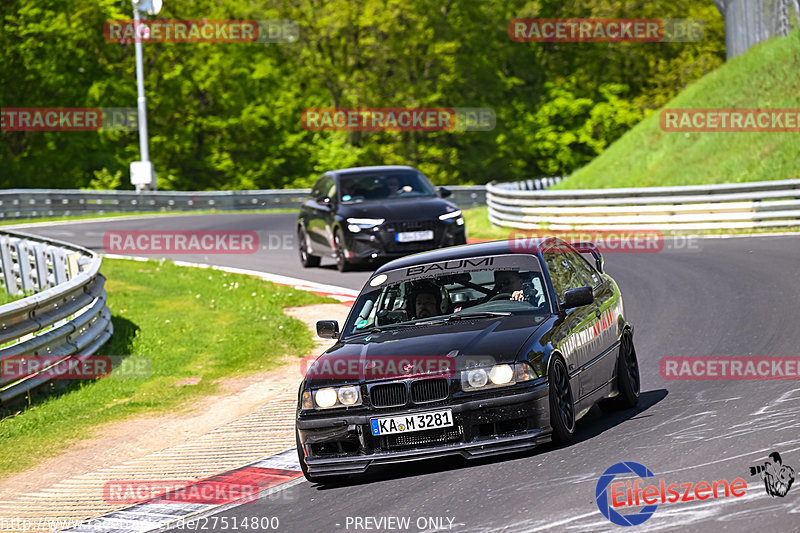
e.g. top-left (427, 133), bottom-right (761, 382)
top-left (297, 165), bottom-right (467, 271)
top-left (295, 238), bottom-right (640, 482)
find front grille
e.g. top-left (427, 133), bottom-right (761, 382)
top-left (382, 220), bottom-right (444, 253)
top-left (385, 220), bottom-right (440, 233)
top-left (381, 426), bottom-right (464, 451)
top-left (370, 382), bottom-right (407, 407)
top-left (410, 378), bottom-right (449, 403)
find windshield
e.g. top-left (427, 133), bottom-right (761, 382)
top-left (342, 254), bottom-right (550, 337)
top-left (339, 171), bottom-right (436, 203)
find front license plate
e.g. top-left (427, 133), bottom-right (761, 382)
top-left (370, 409), bottom-right (453, 436)
top-left (396, 230), bottom-right (434, 243)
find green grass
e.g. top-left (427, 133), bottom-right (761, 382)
top-left (0, 291), bottom-right (35, 306)
top-left (463, 206), bottom-right (514, 240)
top-left (554, 26), bottom-right (800, 190)
top-left (0, 258), bottom-right (334, 478)
top-left (0, 208), bottom-right (296, 227)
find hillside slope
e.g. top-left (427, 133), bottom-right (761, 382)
top-left (555, 26), bottom-right (800, 189)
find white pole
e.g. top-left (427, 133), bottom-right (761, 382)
top-left (133, 2), bottom-right (151, 191)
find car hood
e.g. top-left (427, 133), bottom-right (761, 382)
top-left (338, 197), bottom-right (457, 221)
top-left (305, 315), bottom-right (548, 385)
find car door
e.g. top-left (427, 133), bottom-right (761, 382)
top-left (542, 243), bottom-right (599, 401)
top-left (561, 245), bottom-right (618, 394)
top-left (305, 174), bottom-right (336, 253)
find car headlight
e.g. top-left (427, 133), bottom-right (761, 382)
top-left (456, 216), bottom-right (465, 226)
top-left (346, 218), bottom-right (384, 233)
top-left (438, 210), bottom-right (462, 221)
top-left (338, 386), bottom-right (360, 405)
top-left (467, 368), bottom-right (488, 388)
top-left (309, 385), bottom-right (363, 409)
top-left (315, 388), bottom-right (338, 408)
top-left (488, 364), bottom-right (514, 385)
top-left (461, 363), bottom-right (539, 392)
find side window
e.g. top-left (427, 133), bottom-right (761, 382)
top-left (324, 177), bottom-right (337, 200)
top-left (568, 252), bottom-right (602, 288)
top-left (543, 246), bottom-right (585, 297)
top-left (310, 175), bottom-right (327, 198)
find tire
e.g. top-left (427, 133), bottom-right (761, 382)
top-left (333, 229), bottom-right (351, 272)
top-left (295, 429), bottom-right (348, 485)
top-left (615, 331), bottom-right (640, 409)
top-left (298, 226), bottom-right (321, 268)
top-left (548, 355), bottom-right (575, 444)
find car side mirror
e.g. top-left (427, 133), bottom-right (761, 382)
top-left (437, 187), bottom-right (452, 198)
top-left (563, 286), bottom-right (594, 309)
top-left (315, 196), bottom-right (331, 205)
top-left (316, 320), bottom-right (339, 339)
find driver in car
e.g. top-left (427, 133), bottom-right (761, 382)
top-left (407, 282), bottom-right (442, 319)
top-left (386, 176), bottom-right (413, 195)
top-left (493, 270), bottom-right (526, 301)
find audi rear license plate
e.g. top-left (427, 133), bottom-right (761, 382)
top-left (396, 230), bottom-right (434, 243)
top-left (370, 409), bottom-right (453, 436)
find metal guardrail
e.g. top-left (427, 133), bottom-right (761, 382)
top-left (0, 185), bottom-right (487, 220)
top-left (0, 230), bottom-right (113, 404)
top-left (487, 178), bottom-right (800, 231)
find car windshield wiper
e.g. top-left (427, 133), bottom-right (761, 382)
top-left (446, 311), bottom-right (512, 321)
top-left (407, 312), bottom-right (512, 327)
top-left (348, 312), bottom-right (512, 336)
top-left (348, 322), bottom-right (424, 337)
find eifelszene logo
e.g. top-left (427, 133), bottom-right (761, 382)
top-left (749, 451), bottom-right (795, 498)
top-left (595, 461), bottom-right (748, 526)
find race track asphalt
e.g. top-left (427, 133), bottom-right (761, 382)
top-left (19, 214), bottom-right (800, 532)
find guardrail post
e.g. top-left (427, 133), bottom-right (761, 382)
top-left (0, 237), bottom-right (19, 295)
top-left (33, 243), bottom-right (49, 291)
top-left (66, 252), bottom-right (82, 280)
top-left (12, 239), bottom-right (35, 293)
top-left (49, 247), bottom-right (68, 285)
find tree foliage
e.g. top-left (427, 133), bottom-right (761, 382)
top-left (0, 0), bottom-right (725, 189)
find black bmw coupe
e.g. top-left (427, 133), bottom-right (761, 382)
top-left (295, 238), bottom-right (640, 483)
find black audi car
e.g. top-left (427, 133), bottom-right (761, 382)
top-left (297, 165), bottom-right (467, 271)
top-left (295, 238), bottom-right (640, 483)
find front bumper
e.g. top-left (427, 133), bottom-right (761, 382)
top-left (297, 383), bottom-right (550, 477)
top-left (343, 219), bottom-right (467, 263)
